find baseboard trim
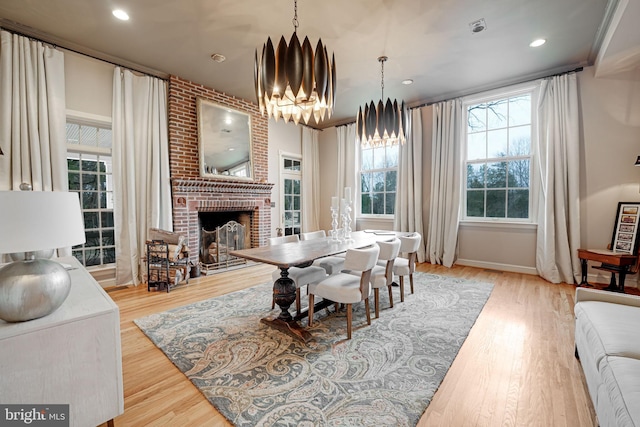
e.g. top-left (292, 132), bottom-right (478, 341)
top-left (454, 259), bottom-right (639, 288)
top-left (455, 259), bottom-right (538, 275)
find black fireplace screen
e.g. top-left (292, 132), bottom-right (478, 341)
top-left (200, 220), bottom-right (247, 272)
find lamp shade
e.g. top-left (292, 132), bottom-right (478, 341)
top-left (0, 191), bottom-right (85, 254)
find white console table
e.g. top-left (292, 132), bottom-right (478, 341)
top-left (0, 257), bottom-right (124, 427)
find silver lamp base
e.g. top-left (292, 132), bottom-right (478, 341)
top-left (0, 258), bottom-right (71, 322)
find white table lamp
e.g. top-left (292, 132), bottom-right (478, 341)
top-left (0, 189), bottom-right (85, 322)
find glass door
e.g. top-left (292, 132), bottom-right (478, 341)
top-left (281, 157), bottom-right (302, 236)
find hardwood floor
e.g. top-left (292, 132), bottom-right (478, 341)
top-left (99, 262), bottom-right (618, 427)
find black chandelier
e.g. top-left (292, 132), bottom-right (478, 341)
top-left (356, 56), bottom-right (407, 147)
top-left (254, 0), bottom-right (336, 125)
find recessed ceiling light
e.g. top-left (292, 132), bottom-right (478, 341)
top-left (402, 79), bottom-right (413, 85)
top-left (112, 9), bottom-right (129, 21)
top-left (211, 53), bottom-right (226, 63)
top-left (530, 39), bottom-right (546, 47)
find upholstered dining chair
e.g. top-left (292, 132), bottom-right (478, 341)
top-left (391, 233), bottom-right (422, 302)
top-left (268, 234), bottom-right (327, 316)
top-left (307, 245), bottom-right (380, 340)
top-left (300, 230), bottom-right (345, 275)
top-left (369, 238), bottom-right (401, 318)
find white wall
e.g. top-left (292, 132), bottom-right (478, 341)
top-left (267, 120), bottom-right (303, 237)
top-left (579, 66), bottom-right (640, 285)
top-left (64, 50), bottom-right (114, 119)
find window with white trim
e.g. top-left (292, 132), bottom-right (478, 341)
top-left (463, 91), bottom-right (533, 220)
top-left (360, 144), bottom-right (398, 216)
top-left (66, 120), bottom-right (115, 267)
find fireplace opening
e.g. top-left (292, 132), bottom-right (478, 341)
top-left (198, 210), bottom-right (252, 272)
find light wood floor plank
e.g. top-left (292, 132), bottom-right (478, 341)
top-left (96, 262), bottom-right (631, 427)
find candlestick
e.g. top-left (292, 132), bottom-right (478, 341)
top-left (330, 204), bottom-right (340, 241)
top-left (342, 198), bottom-right (353, 242)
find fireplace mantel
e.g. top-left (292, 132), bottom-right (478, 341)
top-left (172, 179), bottom-right (274, 194)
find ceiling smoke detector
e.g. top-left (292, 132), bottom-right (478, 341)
top-left (469, 19), bottom-right (487, 34)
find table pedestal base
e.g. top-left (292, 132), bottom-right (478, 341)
top-left (260, 317), bottom-right (313, 342)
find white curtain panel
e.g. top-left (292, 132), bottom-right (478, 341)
top-left (394, 108), bottom-right (426, 262)
top-left (0, 30), bottom-right (69, 259)
top-left (336, 123), bottom-right (358, 224)
top-left (535, 73), bottom-right (581, 284)
top-left (112, 67), bottom-right (172, 286)
top-left (0, 30), bottom-right (67, 192)
top-left (301, 126), bottom-right (320, 232)
top-left (427, 99), bottom-right (463, 267)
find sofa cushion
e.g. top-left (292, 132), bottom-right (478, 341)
top-left (574, 301), bottom-right (640, 366)
top-left (599, 356), bottom-right (640, 427)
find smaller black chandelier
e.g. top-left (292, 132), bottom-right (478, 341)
top-left (254, 0), bottom-right (336, 125)
top-left (356, 56), bottom-right (407, 147)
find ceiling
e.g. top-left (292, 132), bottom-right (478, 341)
top-left (0, 0), bottom-right (637, 129)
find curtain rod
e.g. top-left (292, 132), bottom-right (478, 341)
top-left (412, 66), bottom-right (584, 110)
top-left (336, 65), bottom-right (586, 128)
top-left (0, 20), bottom-right (169, 81)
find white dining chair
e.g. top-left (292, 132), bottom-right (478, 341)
top-left (269, 234), bottom-right (327, 316)
top-left (300, 230), bottom-right (345, 275)
top-left (392, 233), bottom-right (422, 302)
top-left (307, 245), bottom-right (380, 340)
top-left (370, 238), bottom-right (401, 318)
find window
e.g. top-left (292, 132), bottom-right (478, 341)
top-left (360, 145), bottom-right (398, 215)
top-left (463, 91), bottom-right (533, 220)
top-left (66, 121), bottom-right (115, 267)
top-left (281, 157), bottom-right (301, 236)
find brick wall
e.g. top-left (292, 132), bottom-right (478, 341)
top-left (168, 75), bottom-right (273, 256)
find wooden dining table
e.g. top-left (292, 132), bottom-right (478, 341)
top-left (229, 230), bottom-right (403, 341)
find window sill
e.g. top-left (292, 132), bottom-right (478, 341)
top-left (459, 220), bottom-right (537, 231)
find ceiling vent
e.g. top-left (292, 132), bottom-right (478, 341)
top-left (469, 19), bottom-right (487, 34)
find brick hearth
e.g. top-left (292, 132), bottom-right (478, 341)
top-left (168, 76), bottom-right (273, 260)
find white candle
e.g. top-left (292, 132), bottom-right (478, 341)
top-left (331, 196), bottom-right (338, 210)
top-left (344, 186), bottom-right (351, 203)
top-left (341, 198), bottom-right (347, 214)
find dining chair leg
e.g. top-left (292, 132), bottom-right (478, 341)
top-left (308, 294), bottom-right (315, 327)
top-left (335, 302), bottom-right (340, 312)
top-left (295, 289), bottom-right (301, 316)
top-left (346, 304), bottom-right (352, 339)
top-left (374, 288), bottom-right (380, 318)
top-left (364, 298), bottom-right (371, 325)
top-left (388, 284), bottom-right (394, 308)
top-left (399, 276), bottom-right (405, 302)
top-left (410, 273), bottom-right (414, 294)
top-left (271, 296), bottom-right (275, 309)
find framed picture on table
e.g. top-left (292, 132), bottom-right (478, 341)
top-left (611, 202), bottom-right (640, 254)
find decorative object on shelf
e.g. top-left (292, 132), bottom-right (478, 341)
top-left (635, 155), bottom-right (640, 166)
top-left (0, 187), bottom-right (85, 322)
top-left (254, 0), bottom-right (336, 125)
top-left (330, 196), bottom-right (340, 241)
top-left (356, 56), bottom-right (407, 147)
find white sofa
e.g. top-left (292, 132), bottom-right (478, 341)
top-left (574, 287), bottom-right (640, 427)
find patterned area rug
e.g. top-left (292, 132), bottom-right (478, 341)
top-left (134, 272), bottom-right (494, 426)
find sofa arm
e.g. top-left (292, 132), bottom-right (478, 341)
top-left (575, 287), bottom-right (640, 308)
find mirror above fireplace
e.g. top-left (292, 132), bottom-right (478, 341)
top-left (197, 96), bottom-right (253, 180)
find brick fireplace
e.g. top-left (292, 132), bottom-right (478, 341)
top-left (168, 76), bottom-right (273, 261)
